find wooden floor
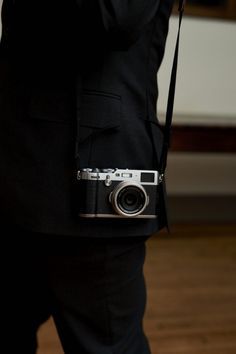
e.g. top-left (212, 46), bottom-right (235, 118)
top-left (37, 224), bottom-right (236, 354)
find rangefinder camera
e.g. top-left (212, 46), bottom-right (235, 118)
top-left (77, 168), bottom-right (160, 219)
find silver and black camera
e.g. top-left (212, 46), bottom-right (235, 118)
top-left (77, 168), bottom-right (160, 219)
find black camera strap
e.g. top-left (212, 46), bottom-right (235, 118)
top-left (158, 0), bottom-right (185, 179)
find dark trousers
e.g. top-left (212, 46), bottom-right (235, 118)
top-left (3, 227), bottom-right (151, 354)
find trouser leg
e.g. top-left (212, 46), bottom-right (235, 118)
top-left (2, 227), bottom-right (151, 354)
top-left (2, 232), bottom-right (51, 354)
top-left (46, 237), bottom-right (151, 354)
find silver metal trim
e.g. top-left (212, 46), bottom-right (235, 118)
top-left (158, 173), bottom-right (165, 183)
top-left (77, 168), bottom-right (159, 185)
top-left (79, 213), bottom-right (157, 219)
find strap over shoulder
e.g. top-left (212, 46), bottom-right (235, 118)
top-left (159, 0), bottom-right (185, 175)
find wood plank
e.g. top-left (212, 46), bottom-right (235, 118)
top-left (170, 126), bottom-right (236, 152)
top-left (173, 1), bottom-right (236, 21)
top-left (37, 318), bottom-right (63, 354)
top-left (143, 224), bottom-right (236, 354)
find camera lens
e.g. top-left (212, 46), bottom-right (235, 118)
top-left (118, 187), bottom-right (145, 214)
top-left (110, 182), bottom-right (148, 217)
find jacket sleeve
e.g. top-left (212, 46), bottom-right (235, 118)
top-left (77, 0), bottom-right (161, 50)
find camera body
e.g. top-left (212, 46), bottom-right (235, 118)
top-left (77, 168), bottom-right (159, 219)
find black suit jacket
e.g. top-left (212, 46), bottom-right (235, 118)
top-left (0, 0), bottom-right (174, 237)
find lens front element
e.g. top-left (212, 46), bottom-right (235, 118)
top-left (110, 181), bottom-right (149, 217)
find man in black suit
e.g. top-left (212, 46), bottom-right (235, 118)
top-left (0, 1), bottom-right (174, 353)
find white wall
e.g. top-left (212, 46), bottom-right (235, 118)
top-left (158, 15), bottom-right (236, 202)
top-left (158, 16), bottom-right (236, 126)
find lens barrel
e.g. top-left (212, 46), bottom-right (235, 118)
top-left (110, 181), bottom-right (148, 217)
